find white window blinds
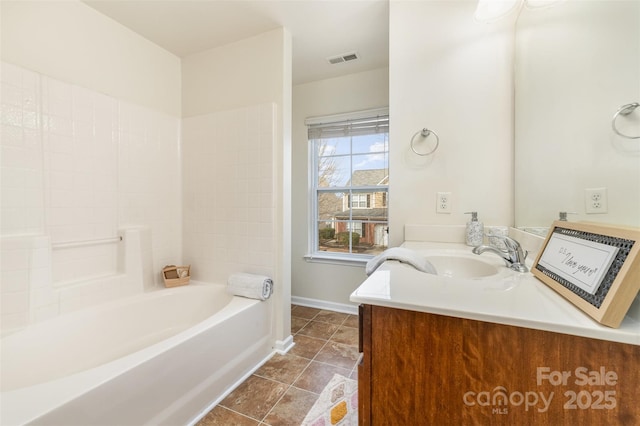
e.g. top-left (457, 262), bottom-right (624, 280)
top-left (306, 108), bottom-right (389, 139)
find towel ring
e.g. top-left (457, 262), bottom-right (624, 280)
top-left (410, 128), bottom-right (440, 156)
top-left (612, 102), bottom-right (640, 139)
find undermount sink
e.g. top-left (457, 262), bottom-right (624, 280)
top-left (425, 254), bottom-right (501, 279)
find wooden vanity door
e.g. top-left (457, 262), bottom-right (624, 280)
top-left (359, 305), bottom-right (640, 425)
top-left (358, 304), bottom-right (373, 426)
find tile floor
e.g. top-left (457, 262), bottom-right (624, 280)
top-left (196, 305), bottom-right (360, 426)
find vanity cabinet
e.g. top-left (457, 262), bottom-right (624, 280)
top-left (358, 304), bottom-right (640, 425)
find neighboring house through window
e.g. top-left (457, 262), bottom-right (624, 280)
top-left (306, 108), bottom-right (389, 261)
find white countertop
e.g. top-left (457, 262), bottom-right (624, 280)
top-left (350, 241), bottom-right (640, 346)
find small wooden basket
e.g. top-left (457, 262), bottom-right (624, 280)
top-left (162, 265), bottom-right (191, 288)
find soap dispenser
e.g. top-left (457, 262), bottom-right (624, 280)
top-left (465, 212), bottom-right (484, 247)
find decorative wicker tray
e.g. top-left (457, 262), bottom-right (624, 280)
top-left (162, 265), bottom-right (191, 288)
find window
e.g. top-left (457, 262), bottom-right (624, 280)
top-left (306, 108), bottom-right (389, 261)
top-left (350, 194), bottom-right (369, 209)
top-left (348, 221), bottom-right (363, 236)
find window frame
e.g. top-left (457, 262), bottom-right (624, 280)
top-left (305, 108), bottom-right (389, 265)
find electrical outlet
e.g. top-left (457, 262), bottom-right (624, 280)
top-left (436, 192), bottom-right (452, 214)
top-left (585, 187), bottom-right (608, 214)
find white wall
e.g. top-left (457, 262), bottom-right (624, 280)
top-left (1, 0), bottom-right (181, 116)
top-left (515, 0), bottom-right (640, 228)
top-left (181, 28), bottom-right (293, 348)
top-left (182, 29), bottom-right (287, 118)
top-left (291, 68), bottom-right (389, 306)
top-left (389, 0), bottom-right (514, 247)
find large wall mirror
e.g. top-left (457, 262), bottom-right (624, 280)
top-left (514, 0), bottom-right (640, 235)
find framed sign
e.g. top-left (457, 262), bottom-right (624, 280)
top-left (532, 221), bottom-right (640, 328)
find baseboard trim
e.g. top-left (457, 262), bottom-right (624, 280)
top-left (274, 334), bottom-right (294, 354)
top-left (291, 296), bottom-right (359, 315)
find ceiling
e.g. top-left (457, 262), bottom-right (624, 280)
top-left (82, 0), bottom-right (390, 85)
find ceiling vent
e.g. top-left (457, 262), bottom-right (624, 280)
top-left (327, 52), bottom-right (359, 65)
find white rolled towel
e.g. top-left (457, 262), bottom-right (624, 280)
top-left (227, 273), bottom-right (273, 300)
top-left (365, 247), bottom-right (438, 276)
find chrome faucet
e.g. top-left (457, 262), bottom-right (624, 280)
top-left (472, 236), bottom-right (529, 273)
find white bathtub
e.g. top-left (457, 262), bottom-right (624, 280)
top-left (0, 282), bottom-right (273, 425)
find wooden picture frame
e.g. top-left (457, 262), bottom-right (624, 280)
top-left (531, 221), bottom-right (640, 328)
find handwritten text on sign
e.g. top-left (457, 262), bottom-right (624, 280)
top-left (538, 233), bottom-right (619, 295)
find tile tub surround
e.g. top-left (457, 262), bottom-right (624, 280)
top-left (0, 228), bottom-right (148, 333)
top-left (1, 62), bottom-right (182, 329)
top-left (197, 305), bottom-right (359, 425)
top-left (182, 103), bottom-right (277, 285)
top-left (0, 62), bottom-right (182, 276)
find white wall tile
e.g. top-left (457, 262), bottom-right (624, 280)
top-left (1, 290), bottom-right (29, 314)
top-left (2, 106), bottom-right (25, 130)
top-left (1, 311), bottom-right (29, 330)
top-left (31, 285), bottom-right (57, 308)
top-left (1, 208), bottom-right (25, 235)
top-left (29, 266), bottom-right (51, 290)
top-left (43, 78), bottom-right (72, 119)
top-left (2, 146), bottom-right (35, 170)
top-left (182, 103), bottom-right (276, 284)
top-left (2, 82), bottom-right (22, 107)
top-left (1, 269), bottom-right (29, 293)
top-left (48, 151), bottom-right (73, 172)
top-left (2, 62), bottom-right (182, 323)
top-left (1, 165), bottom-right (24, 190)
top-left (25, 209), bottom-right (44, 233)
top-left (1, 62), bottom-right (22, 86)
top-left (1, 247), bottom-right (29, 270)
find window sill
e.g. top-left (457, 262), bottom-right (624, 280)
top-left (304, 252), bottom-right (371, 267)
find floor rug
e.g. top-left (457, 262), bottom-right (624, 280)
top-left (301, 373), bottom-right (358, 426)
